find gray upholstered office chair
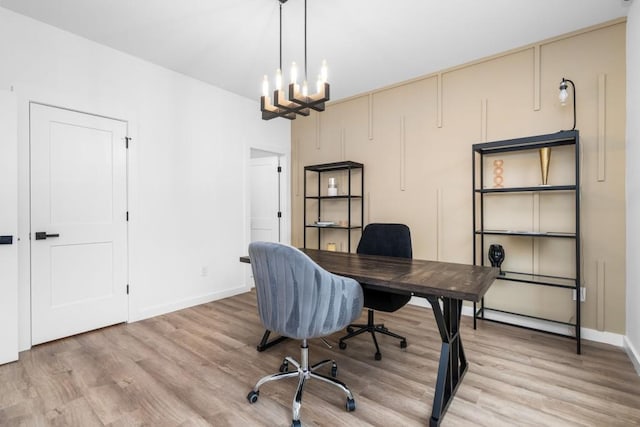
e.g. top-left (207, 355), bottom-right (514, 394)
top-left (246, 242), bottom-right (364, 427)
top-left (339, 223), bottom-right (412, 360)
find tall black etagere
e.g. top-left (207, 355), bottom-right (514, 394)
top-left (472, 130), bottom-right (581, 354)
top-left (303, 161), bottom-right (364, 252)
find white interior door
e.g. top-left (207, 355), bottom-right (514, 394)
top-left (30, 103), bottom-right (128, 345)
top-left (250, 154), bottom-right (281, 243)
top-left (0, 91), bottom-right (18, 364)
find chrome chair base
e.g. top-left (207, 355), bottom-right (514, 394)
top-left (247, 339), bottom-right (356, 426)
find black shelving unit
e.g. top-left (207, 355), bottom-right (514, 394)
top-left (472, 130), bottom-right (581, 354)
top-left (303, 161), bottom-right (364, 252)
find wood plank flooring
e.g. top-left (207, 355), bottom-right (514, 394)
top-left (1, 290), bottom-right (639, 426)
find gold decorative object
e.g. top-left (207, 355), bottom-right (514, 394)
top-left (539, 147), bottom-right (551, 185)
top-left (493, 159), bottom-right (504, 188)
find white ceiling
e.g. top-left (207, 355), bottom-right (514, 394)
top-left (0, 0), bottom-right (630, 101)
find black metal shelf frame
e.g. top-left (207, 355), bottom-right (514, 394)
top-left (303, 161), bottom-right (364, 252)
top-left (472, 130), bottom-right (581, 354)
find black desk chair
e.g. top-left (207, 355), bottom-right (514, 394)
top-left (339, 223), bottom-right (412, 360)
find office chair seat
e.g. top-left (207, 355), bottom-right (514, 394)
top-left (246, 242), bottom-right (364, 427)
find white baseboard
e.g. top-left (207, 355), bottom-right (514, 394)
top-left (408, 297), bottom-right (625, 348)
top-left (130, 285), bottom-right (250, 322)
top-left (623, 336), bottom-right (640, 376)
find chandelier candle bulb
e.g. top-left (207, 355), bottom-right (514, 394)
top-left (275, 69), bottom-right (283, 91)
top-left (320, 60), bottom-right (328, 83)
top-left (290, 62), bottom-right (298, 84)
top-left (262, 75), bottom-right (269, 97)
top-left (302, 81), bottom-right (308, 97)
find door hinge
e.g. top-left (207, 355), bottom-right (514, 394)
top-left (277, 211), bottom-right (282, 218)
top-left (277, 166), bottom-right (282, 173)
top-left (126, 211), bottom-right (129, 221)
top-left (125, 136), bottom-right (132, 149)
top-left (126, 284), bottom-right (129, 295)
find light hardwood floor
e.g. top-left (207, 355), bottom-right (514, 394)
top-left (1, 290), bottom-right (639, 426)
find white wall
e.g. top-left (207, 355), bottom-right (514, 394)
top-left (0, 7), bottom-right (290, 351)
top-left (626, 0), bottom-right (640, 373)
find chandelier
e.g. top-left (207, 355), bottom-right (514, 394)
top-left (261, 0), bottom-right (330, 120)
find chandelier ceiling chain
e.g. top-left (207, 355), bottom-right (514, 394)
top-left (260, 0), bottom-right (330, 120)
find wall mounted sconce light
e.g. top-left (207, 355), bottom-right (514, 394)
top-left (559, 77), bottom-right (576, 131)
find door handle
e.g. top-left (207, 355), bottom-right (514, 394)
top-left (0, 235), bottom-right (13, 245)
top-left (35, 232), bottom-right (60, 240)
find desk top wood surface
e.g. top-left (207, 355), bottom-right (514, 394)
top-left (240, 248), bottom-right (498, 302)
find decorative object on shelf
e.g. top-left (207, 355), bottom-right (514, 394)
top-left (539, 146), bottom-right (551, 185)
top-left (488, 244), bottom-right (505, 275)
top-left (559, 77), bottom-right (576, 131)
top-left (314, 221), bottom-right (335, 227)
top-left (326, 242), bottom-right (337, 251)
top-left (328, 177), bottom-right (338, 196)
top-left (260, 0), bottom-right (330, 121)
top-left (492, 159), bottom-right (504, 188)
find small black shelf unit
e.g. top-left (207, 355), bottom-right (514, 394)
top-left (303, 161), bottom-right (364, 252)
top-left (472, 130), bottom-right (581, 354)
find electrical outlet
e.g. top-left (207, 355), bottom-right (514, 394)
top-left (572, 287), bottom-right (586, 302)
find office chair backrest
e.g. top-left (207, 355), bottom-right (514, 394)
top-left (248, 242), bottom-right (364, 340)
top-left (357, 223), bottom-right (412, 259)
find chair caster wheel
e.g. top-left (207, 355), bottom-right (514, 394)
top-left (346, 326), bottom-right (354, 333)
top-left (279, 360), bottom-right (289, 373)
top-left (339, 341), bottom-right (347, 350)
top-left (331, 363), bottom-right (338, 378)
top-left (400, 339), bottom-right (407, 349)
top-left (247, 390), bottom-right (259, 403)
top-left (346, 398), bottom-right (356, 412)
top-left (292, 420), bottom-right (301, 427)
top-left (374, 352), bottom-right (382, 361)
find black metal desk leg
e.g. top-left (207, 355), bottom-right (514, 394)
top-left (426, 296), bottom-right (468, 427)
top-left (256, 329), bottom-right (288, 352)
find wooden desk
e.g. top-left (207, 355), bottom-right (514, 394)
top-left (241, 249), bottom-right (498, 426)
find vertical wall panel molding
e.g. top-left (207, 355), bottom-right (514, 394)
top-left (294, 138), bottom-right (300, 196)
top-left (436, 188), bottom-right (443, 261)
top-left (315, 113), bottom-right (321, 150)
top-left (400, 116), bottom-right (406, 191)
top-left (366, 192), bottom-right (371, 225)
top-left (437, 73), bottom-right (443, 128)
top-left (368, 93), bottom-right (374, 140)
top-left (596, 259), bottom-right (605, 331)
top-left (533, 45), bottom-right (541, 111)
top-left (597, 73), bottom-right (607, 181)
top-left (481, 99), bottom-right (488, 142)
top-left (532, 193), bottom-right (541, 274)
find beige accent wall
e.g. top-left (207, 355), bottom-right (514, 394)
top-left (292, 20), bottom-right (627, 334)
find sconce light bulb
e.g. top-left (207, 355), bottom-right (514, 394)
top-left (559, 79), bottom-right (569, 106)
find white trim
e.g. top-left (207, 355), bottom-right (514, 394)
top-left (408, 298), bottom-right (626, 348)
top-left (624, 336), bottom-right (640, 376)
top-left (130, 286), bottom-right (249, 322)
